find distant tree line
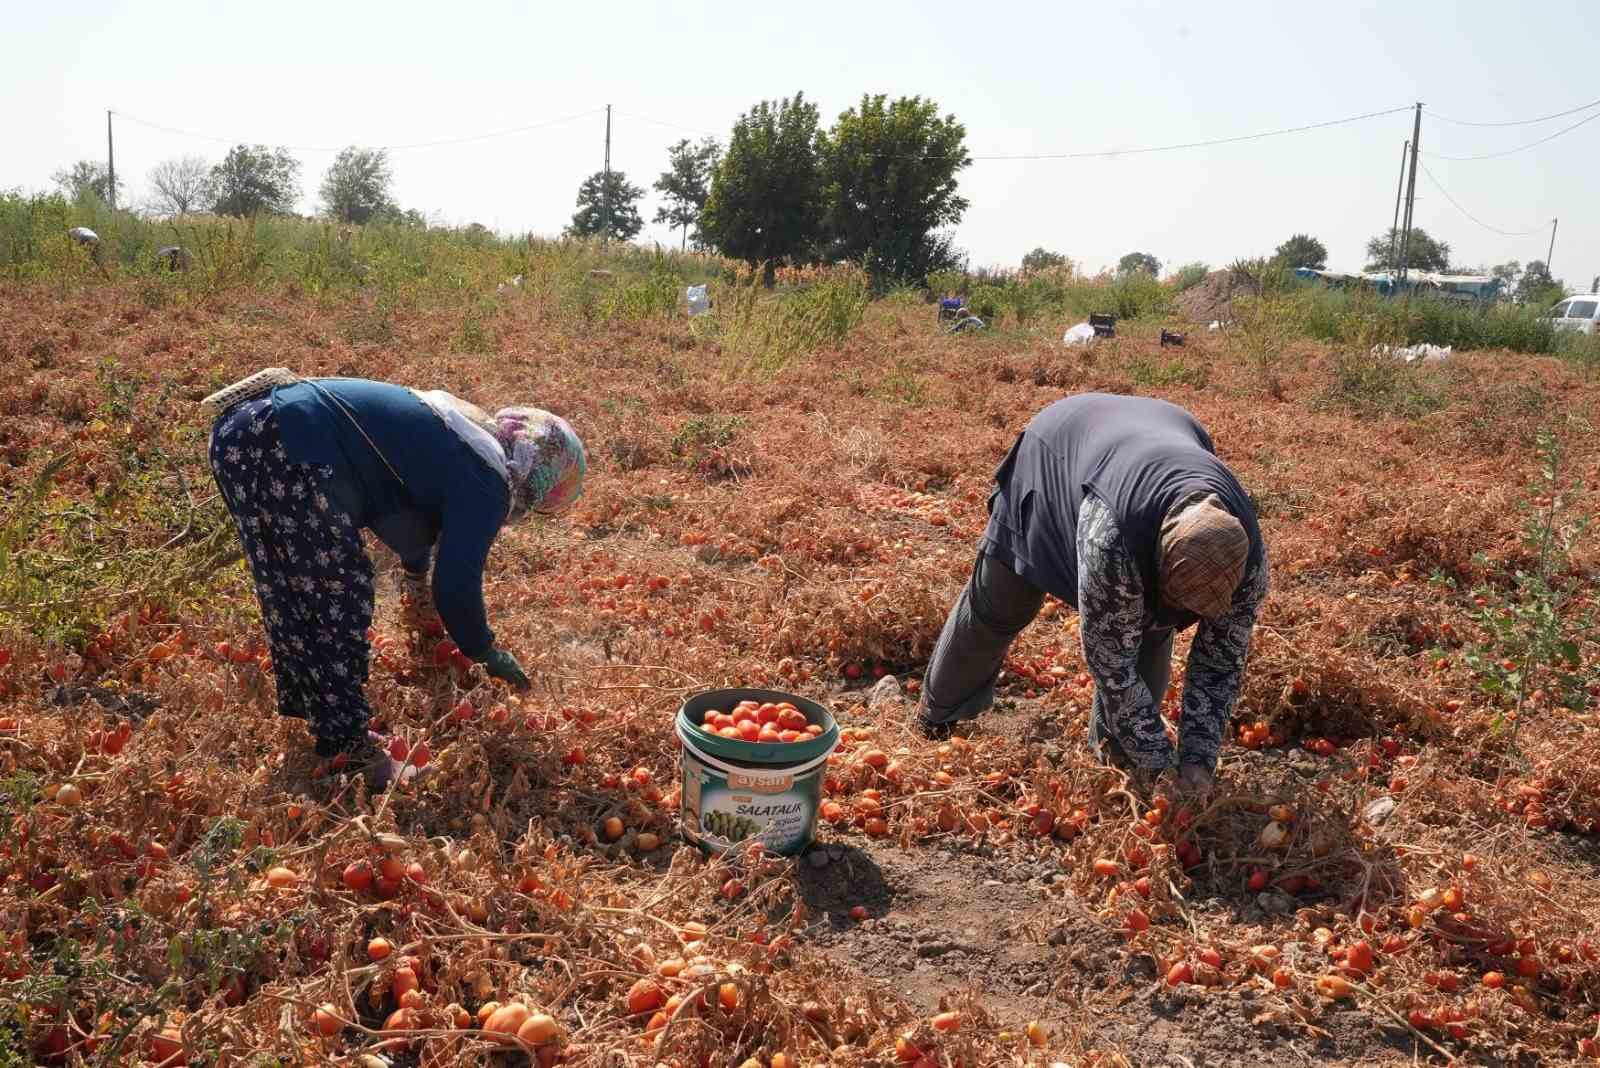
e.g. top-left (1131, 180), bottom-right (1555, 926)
top-left (53, 144), bottom-right (424, 226)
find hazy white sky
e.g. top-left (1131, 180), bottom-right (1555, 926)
top-left (9, 1), bottom-right (1597, 285)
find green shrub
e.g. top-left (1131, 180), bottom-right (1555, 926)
top-left (719, 265), bottom-right (870, 375)
top-left (1170, 262), bottom-right (1209, 292)
top-left (1101, 271), bottom-right (1170, 320)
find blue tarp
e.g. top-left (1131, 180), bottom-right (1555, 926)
top-left (1294, 267), bottom-right (1503, 303)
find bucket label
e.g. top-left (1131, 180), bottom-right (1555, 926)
top-left (727, 770), bottom-right (794, 793)
top-left (696, 788), bottom-right (811, 851)
top-left (683, 756), bottom-right (821, 855)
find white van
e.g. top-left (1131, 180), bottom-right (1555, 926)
top-left (1545, 294), bottom-right (1600, 335)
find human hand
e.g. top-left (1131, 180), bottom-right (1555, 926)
top-left (483, 647), bottom-right (532, 690)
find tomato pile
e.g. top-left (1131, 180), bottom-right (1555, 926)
top-left (699, 699), bottom-right (824, 744)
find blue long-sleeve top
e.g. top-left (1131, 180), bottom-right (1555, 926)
top-left (270, 378), bottom-right (510, 659)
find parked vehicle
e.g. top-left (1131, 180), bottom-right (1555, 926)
top-left (1545, 294), bottom-right (1600, 335)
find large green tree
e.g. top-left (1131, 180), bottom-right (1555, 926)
top-left (1118, 252), bottom-right (1161, 277)
top-left (320, 146), bottom-right (395, 224)
top-left (821, 94), bottom-right (970, 283)
top-left (1515, 259), bottom-right (1564, 304)
top-left (566, 171), bottom-right (645, 241)
top-left (52, 160), bottom-right (122, 205)
top-left (1364, 227), bottom-right (1450, 273)
top-left (653, 138), bottom-right (720, 249)
top-left (702, 93), bottom-right (825, 268)
top-left (1022, 247), bottom-right (1070, 272)
top-left (1272, 233), bottom-right (1328, 270)
top-left (210, 145), bottom-right (300, 216)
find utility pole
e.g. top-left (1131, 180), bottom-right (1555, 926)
top-left (1397, 102), bottom-right (1423, 285)
top-left (1388, 139), bottom-right (1408, 272)
top-left (106, 109), bottom-right (116, 211)
top-left (1546, 218), bottom-right (1558, 273)
top-left (602, 104), bottom-right (612, 242)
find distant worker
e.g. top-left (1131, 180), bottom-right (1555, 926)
top-left (68, 227), bottom-right (105, 266)
top-left (947, 307), bottom-right (986, 334)
top-left (156, 246), bottom-right (191, 272)
top-left (916, 393), bottom-right (1268, 799)
top-left (204, 375), bottom-right (586, 789)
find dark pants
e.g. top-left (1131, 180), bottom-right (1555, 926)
top-left (922, 552), bottom-right (1173, 752)
top-left (209, 396), bottom-right (375, 756)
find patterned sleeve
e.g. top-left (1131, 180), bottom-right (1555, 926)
top-left (1177, 548), bottom-right (1270, 769)
top-left (1076, 495), bottom-right (1174, 771)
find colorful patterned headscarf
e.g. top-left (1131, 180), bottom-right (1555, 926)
top-left (493, 407), bottom-right (586, 517)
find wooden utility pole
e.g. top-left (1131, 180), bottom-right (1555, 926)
top-left (1397, 102), bottom-right (1423, 283)
top-left (602, 104), bottom-right (612, 242)
top-left (106, 110), bottom-right (116, 211)
top-left (1389, 139), bottom-right (1408, 272)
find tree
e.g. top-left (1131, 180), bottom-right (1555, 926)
top-left (653, 138), bottom-right (720, 249)
top-left (702, 93), bottom-right (825, 269)
top-left (1118, 252), bottom-right (1161, 277)
top-left (1022, 248), bottom-right (1070, 272)
top-left (565, 171), bottom-right (645, 241)
top-left (1515, 260), bottom-right (1563, 304)
top-left (821, 94), bottom-right (970, 283)
top-left (210, 145), bottom-right (300, 216)
top-left (1364, 227), bottom-right (1450, 273)
top-left (320, 147), bottom-right (395, 225)
top-left (1272, 233), bottom-right (1328, 270)
top-left (52, 160), bottom-right (122, 204)
top-left (1171, 262), bottom-right (1210, 291)
top-left (1490, 260), bottom-right (1521, 287)
top-left (146, 156), bottom-right (213, 216)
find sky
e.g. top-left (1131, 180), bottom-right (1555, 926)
top-left (8, 0), bottom-right (1598, 287)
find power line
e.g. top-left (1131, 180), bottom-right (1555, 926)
top-left (1421, 108), bottom-right (1600, 161)
top-left (110, 107), bottom-right (605, 153)
top-left (611, 110), bottom-right (718, 140)
top-left (1426, 96), bottom-right (1600, 128)
top-left (962, 104), bottom-right (1414, 160)
top-left (1417, 160), bottom-right (1549, 237)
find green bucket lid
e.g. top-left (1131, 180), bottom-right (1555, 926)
top-left (677, 688), bottom-right (839, 766)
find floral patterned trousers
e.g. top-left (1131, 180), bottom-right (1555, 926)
top-left (208, 396), bottom-right (374, 756)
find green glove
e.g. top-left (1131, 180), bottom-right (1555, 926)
top-left (483, 647), bottom-right (531, 690)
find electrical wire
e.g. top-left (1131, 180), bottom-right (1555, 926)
top-left (1426, 96), bottom-right (1600, 127)
top-left (111, 107), bottom-right (604, 153)
top-left (114, 102), bottom-right (1413, 163)
top-left (961, 104), bottom-right (1414, 160)
top-left (611, 110), bottom-right (719, 140)
top-left (1421, 107), bottom-right (1600, 161)
top-left (1418, 160), bottom-right (1549, 237)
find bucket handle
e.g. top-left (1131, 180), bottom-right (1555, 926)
top-left (676, 720), bottom-right (838, 780)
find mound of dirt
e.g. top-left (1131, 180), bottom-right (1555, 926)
top-left (1175, 268), bottom-right (1261, 324)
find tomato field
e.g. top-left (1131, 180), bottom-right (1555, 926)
top-left (2, 249), bottom-right (1599, 1067)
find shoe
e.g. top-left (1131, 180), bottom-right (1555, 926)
top-left (331, 733), bottom-right (418, 792)
top-left (914, 704), bottom-right (960, 741)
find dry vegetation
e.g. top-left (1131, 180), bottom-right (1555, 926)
top-left (1, 253), bottom-right (1599, 1068)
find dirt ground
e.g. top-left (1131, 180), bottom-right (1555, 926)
top-left (787, 695), bottom-right (1541, 1068)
